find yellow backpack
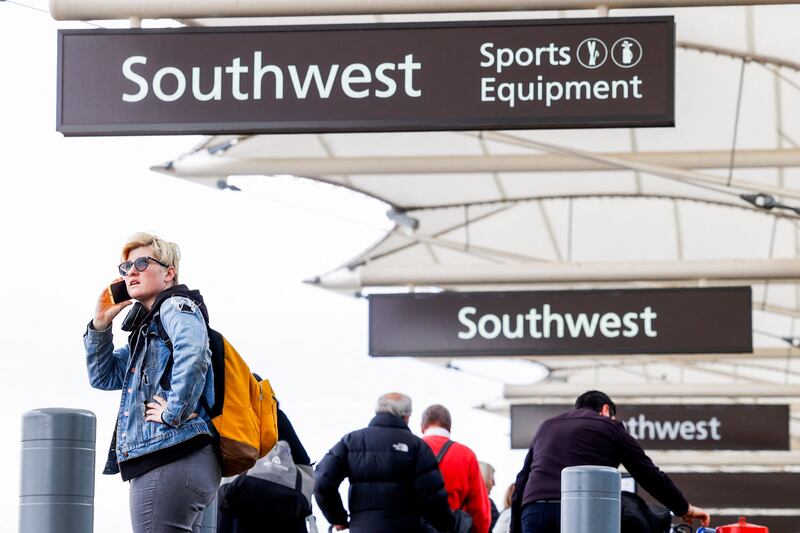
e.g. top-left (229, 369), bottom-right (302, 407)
top-left (157, 322), bottom-right (279, 476)
top-left (211, 334), bottom-right (279, 476)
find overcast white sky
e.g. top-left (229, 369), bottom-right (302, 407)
top-left (0, 3), bottom-right (533, 531)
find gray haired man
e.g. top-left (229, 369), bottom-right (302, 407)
top-left (314, 393), bottom-right (456, 533)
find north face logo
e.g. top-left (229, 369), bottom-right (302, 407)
top-left (271, 456), bottom-right (282, 465)
top-left (392, 443), bottom-right (409, 452)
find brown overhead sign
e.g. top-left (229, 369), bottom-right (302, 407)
top-left (640, 472), bottom-right (800, 509)
top-left (56, 17), bottom-right (674, 136)
top-left (640, 472), bottom-right (800, 531)
top-left (510, 404), bottom-right (790, 451)
top-left (368, 287), bottom-right (752, 357)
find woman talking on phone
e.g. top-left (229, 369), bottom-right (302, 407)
top-left (84, 232), bottom-right (220, 533)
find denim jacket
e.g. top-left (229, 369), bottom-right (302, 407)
top-left (84, 290), bottom-right (215, 474)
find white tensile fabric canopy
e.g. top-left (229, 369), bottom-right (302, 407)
top-left (152, 6), bottom-right (800, 452)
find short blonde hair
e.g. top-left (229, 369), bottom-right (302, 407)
top-left (121, 232), bottom-right (181, 283)
top-left (504, 483), bottom-right (516, 509)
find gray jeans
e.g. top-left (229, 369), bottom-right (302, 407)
top-left (129, 443), bottom-right (221, 533)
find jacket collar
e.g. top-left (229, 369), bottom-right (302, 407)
top-left (572, 407), bottom-right (603, 418)
top-left (423, 426), bottom-right (451, 438)
top-left (369, 412), bottom-right (411, 431)
top-left (567, 407), bottom-right (621, 426)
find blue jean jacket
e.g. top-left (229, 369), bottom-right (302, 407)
top-left (84, 295), bottom-right (215, 474)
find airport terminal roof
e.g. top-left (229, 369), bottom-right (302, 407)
top-left (146, 4), bottom-right (800, 445)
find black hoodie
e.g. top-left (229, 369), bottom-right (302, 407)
top-left (124, 283), bottom-right (210, 342)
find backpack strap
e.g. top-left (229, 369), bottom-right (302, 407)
top-left (434, 440), bottom-right (470, 513)
top-left (435, 439), bottom-right (454, 463)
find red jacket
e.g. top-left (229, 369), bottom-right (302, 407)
top-left (423, 434), bottom-right (491, 533)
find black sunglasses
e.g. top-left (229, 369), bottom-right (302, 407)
top-left (118, 256), bottom-right (170, 276)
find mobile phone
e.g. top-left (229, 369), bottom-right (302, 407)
top-left (109, 280), bottom-right (131, 304)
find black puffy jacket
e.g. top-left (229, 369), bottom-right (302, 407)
top-left (314, 412), bottom-right (456, 533)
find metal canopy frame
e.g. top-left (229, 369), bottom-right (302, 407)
top-left (96, 2), bottom-right (800, 449)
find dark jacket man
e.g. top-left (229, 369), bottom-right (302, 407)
top-left (314, 393), bottom-right (456, 533)
top-left (511, 390), bottom-right (710, 533)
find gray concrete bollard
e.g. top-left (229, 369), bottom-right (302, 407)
top-left (19, 408), bottom-right (96, 533)
top-left (561, 465), bottom-right (621, 533)
top-left (199, 493), bottom-right (217, 532)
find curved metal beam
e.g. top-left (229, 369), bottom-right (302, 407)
top-left (310, 258), bottom-right (800, 290)
top-left (329, 190), bottom-right (800, 282)
top-left (678, 40), bottom-right (800, 72)
top-left (525, 347), bottom-right (800, 363)
top-left (403, 192), bottom-right (800, 221)
top-left (504, 382), bottom-right (800, 398)
top-left (470, 131), bottom-right (800, 202)
top-left (347, 204), bottom-right (513, 267)
top-left (153, 149), bottom-right (800, 178)
top-left (49, 0), bottom-right (800, 21)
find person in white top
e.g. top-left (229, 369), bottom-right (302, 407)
top-left (493, 483), bottom-right (516, 533)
